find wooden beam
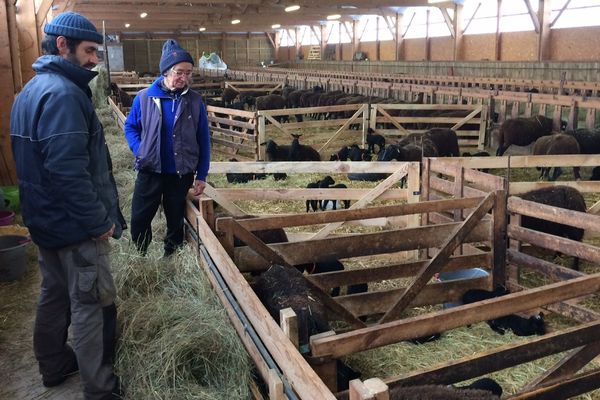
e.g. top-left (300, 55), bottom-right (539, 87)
top-left (310, 164), bottom-right (409, 240)
top-left (452, 3), bottom-right (463, 61)
top-left (550, 0), bottom-right (571, 28)
top-left (395, 13), bottom-right (403, 61)
top-left (508, 368), bottom-right (600, 399)
top-left (193, 215), bottom-right (337, 399)
top-left (16, 0), bottom-right (40, 83)
top-left (537, 0), bottom-right (552, 61)
top-left (378, 192), bottom-right (495, 324)
top-left (311, 273), bottom-right (600, 358)
top-left (495, 0), bottom-right (502, 61)
top-left (36, 0), bottom-right (53, 27)
top-left (439, 7), bottom-right (454, 38)
top-left (234, 221), bottom-right (491, 271)
top-left (524, 0), bottom-right (540, 33)
top-left (462, 1), bottom-right (481, 34)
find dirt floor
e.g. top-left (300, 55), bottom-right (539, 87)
top-left (0, 243), bottom-right (83, 400)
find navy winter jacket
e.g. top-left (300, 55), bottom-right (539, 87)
top-left (124, 78), bottom-right (211, 180)
top-left (10, 55), bottom-right (126, 249)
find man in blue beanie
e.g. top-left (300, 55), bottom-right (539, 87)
top-left (10, 11), bottom-right (124, 400)
top-left (124, 39), bottom-right (211, 257)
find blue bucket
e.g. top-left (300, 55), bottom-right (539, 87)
top-left (439, 268), bottom-right (489, 309)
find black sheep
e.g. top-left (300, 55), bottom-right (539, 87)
top-left (322, 183), bottom-right (351, 211)
top-left (330, 145), bottom-right (351, 161)
top-left (591, 166), bottom-right (600, 180)
top-left (262, 139), bottom-right (289, 180)
top-left (519, 186), bottom-right (586, 270)
top-left (462, 285), bottom-right (510, 304)
top-left (488, 313), bottom-right (545, 336)
top-left (306, 176), bottom-right (334, 212)
top-left (221, 87), bottom-right (239, 105)
top-left (366, 128), bottom-right (386, 154)
top-left (532, 133), bottom-right (581, 180)
top-left (496, 115), bottom-right (554, 156)
top-left (289, 134), bottom-right (321, 161)
top-left (348, 144), bottom-right (371, 161)
top-left (387, 384), bottom-right (500, 400)
top-left (455, 378), bottom-right (503, 397)
top-left (225, 158), bottom-right (267, 184)
top-left (425, 128), bottom-right (460, 157)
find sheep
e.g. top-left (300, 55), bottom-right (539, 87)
top-left (462, 286), bottom-right (546, 336)
top-left (225, 158), bottom-right (267, 184)
top-left (488, 313), bottom-right (545, 336)
top-left (262, 139), bottom-right (289, 180)
top-left (519, 186), bottom-right (586, 270)
top-left (330, 145), bottom-right (351, 161)
top-left (366, 128), bottom-right (386, 154)
top-left (566, 128), bottom-right (600, 154)
top-left (255, 94), bottom-right (287, 123)
top-left (532, 133), bottom-right (581, 180)
top-left (591, 166), bottom-right (600, 180)
top-left (455, 378), bottom-right (503, 397)
top-left (221, 87), bottom-right (239, 105)
top-left (496, 115), bottom-right (554, 156)
top-left (462, 151), bottom-right (491, 173)
top-left (305, 176), bottom-right (334, 212)
top-left (298, 259), bottom-right (369, 298)
top-left (322, 183), bottom-right (351, 211)
top-left (424, 128), bottom-right (460, 157)
top-left (348, 144), bottom-right (372, 161)
top-left (386, 384), bottom-right (500, 400)
top-left (289, 134), bottom-right (321, 161)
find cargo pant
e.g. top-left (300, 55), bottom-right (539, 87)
top-left (35, 239), bottom-right (118, 400)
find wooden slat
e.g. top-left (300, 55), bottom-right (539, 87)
top-left (233, 220), bottom-right (491, 271)
top-left (378, 192), bottom-right (496, 324)
top-left (310, 273), bottom-right (600, 358)
top-left (207, 161), bottom-right (412, 174)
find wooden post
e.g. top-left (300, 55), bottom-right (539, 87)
top-left (268, 369), bottom-right (284, 400)
top-left (258, 114), bottom-right (266, 160)
top-left (537, 0), bottom-right (551, 61)
top-left (0, 0), bottom-right (19, 185)
top-left (567, 98), bottom-right (579, 131)
top-left (309, 331), bottom-right (338, 392)
top-left (492, 189), bottom-right (507, 289)
top-left (453, 3), bottom-right (464, 61)
top-left (349, 378), bottom-right (389, 400)
top-left (395, 12), bottom-right (403, 61)
top-left (280, 307), bottom-right (299, 349)
top-left (495, 0), bottom-right (502, 61)
top-left (16, 0), bottom-right (39, 83)
top-left (407, 162), bottom-right (421, 260)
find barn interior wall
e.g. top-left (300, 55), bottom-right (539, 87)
top-left (275, 25), bottom-right (600, 70)
top-left (122, 35), bottom-right (273, 72)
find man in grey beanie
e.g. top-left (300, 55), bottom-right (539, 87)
top-left (124, 39), bottom-right (211, 257)
top-left (10, 11), bottom-right (124, 400)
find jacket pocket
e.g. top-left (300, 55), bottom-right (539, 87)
top-left (77, 266), bottom-right (99, 304)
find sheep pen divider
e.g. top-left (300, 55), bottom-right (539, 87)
top-left (183, 158), bottom-right (600, 399)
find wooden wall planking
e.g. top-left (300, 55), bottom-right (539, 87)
top-left (0, 0), bottom-right (18, 185)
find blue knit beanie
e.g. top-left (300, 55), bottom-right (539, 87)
top-left (44, 12), bottom-right (103, 44)
top-left (159, 39), bottom-right (194, 74)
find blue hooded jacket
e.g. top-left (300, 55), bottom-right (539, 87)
top-left (124, 77), bottom-right (211, 180)
top-left (10, 55), bottom-right (126, 249)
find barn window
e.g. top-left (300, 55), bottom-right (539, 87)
top-left (551, 0), bottom-right (600, 29)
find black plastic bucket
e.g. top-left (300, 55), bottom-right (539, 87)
top-left (0, 235), bottom-right (31, 282)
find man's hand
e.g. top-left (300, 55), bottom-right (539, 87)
top-left (192, 179), bottom-right (206, 196)
top-left (95, 224), bottom-right (115, 241)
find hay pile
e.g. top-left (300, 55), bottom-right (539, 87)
top-left (92, 84), bottom-right (252, 399)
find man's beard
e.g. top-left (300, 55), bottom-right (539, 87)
top-left (67, 53), bottom-right (96, 70)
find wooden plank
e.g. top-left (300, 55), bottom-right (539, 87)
top-left (310, 273), bottom-right (600, 358)
top-left (207, 161), bottom-right (412, 174)
top-left (234, 221), bottom-right (491, 271)
top-left (318, 105), bottom-right (366, 153)
top-left (194, 214), bottom-right (337, 399)
top-left (508, 196), bottom-right (600, 234)
top-left (234, 197), bottom-right (483, 231)
top-left (211, 137), bottom-right (256, 152)
top-left (207, 188), bottom-right (407, 202)
top-left (508, 225), bottom-right (600, 264)
top-left (310, 164), bottom-right (410, 240)
top-left (378, 192), bottom-right (495, 324)
top-left (507, 249), bottom-right (583, 281)
top-left (268, 369), bottom-right (284, 400)
top-left (202, 184), bottom-right (247, 218)
top-left (522, 341), bottom-right (600, 391)
top-left (336, 276), bottom-right (490, 316)
top-left (388, 320), bottom-right (600, 387)
top-left (207, 105), bottom-right (256, 118)
top-left (508, 369), bottom-right (600, 400)
top-left (16, 0), bottom-right (39, 83)
top-left (307, 253), bottom-right (490, 289)
top-left (492, 189), bottom-right (507, 287)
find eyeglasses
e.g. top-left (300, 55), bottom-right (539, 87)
top-left (170, 68), bottom-right (193, 77)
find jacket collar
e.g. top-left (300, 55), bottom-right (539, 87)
top-left (147, 76), bottom-right (190, 98)
top-left (33, 55), bottom-right (98, 96)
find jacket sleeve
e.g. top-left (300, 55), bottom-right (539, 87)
top-left (38, 92), bottom-right (113, 238)
top-left (195, 100), bottom-right (211, 181)
top-left (124, 94), bottom-right (142, 157)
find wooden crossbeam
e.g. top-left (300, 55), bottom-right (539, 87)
top-left (309, 164), bottom-right (409, 240)
top-left (378, 192), bottom-right (496, 324)
top-left (449, 106), bottom-right (481, 131)
top-left (317, 104), bottom-right (366, 153)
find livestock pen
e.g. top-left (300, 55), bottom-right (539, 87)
top-left (183, 158), bottom-right (600, 399)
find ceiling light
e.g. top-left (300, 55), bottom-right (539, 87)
top-left (125, 23), bottom-right (130, 28)
top-left (327, 14), bottom-right (341, 20)
top-left (271, 24), bottom-right (281, 29)
top-left (199, 27), bottom-right (206, 31)
top-left (285, 5), bottom-right (300, 12)
top-left (140, 12), bottom-right (148, 18)
top-left (231, 19), bottom-right (241, 24)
